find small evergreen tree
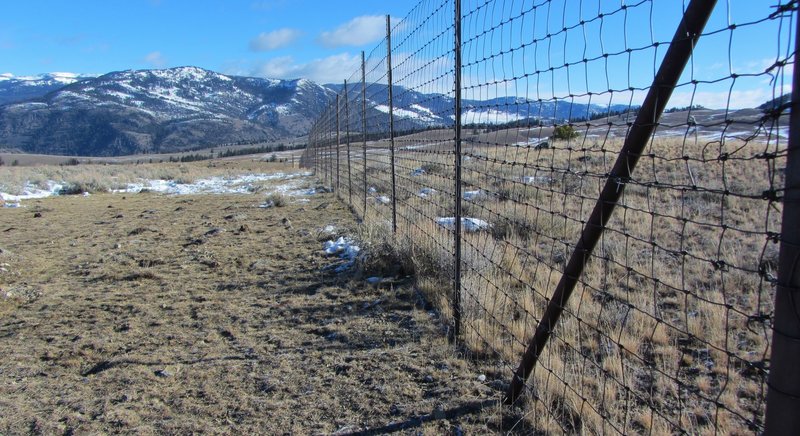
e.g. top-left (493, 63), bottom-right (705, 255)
top-left (552, 124), bottom-right (579, 140)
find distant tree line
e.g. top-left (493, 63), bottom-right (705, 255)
top-left (664, 104), bottom-right (707, 113)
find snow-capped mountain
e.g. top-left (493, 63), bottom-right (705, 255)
top-left (0, 67), bottom-right (334, 156)
top-left (328, 83), bottom-right (634, 132)
top-left (0, 66), bottom-right (634, 157)
top-left (0, 72), bottom-right (96, 105)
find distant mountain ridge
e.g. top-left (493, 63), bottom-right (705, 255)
top-left (0, 72), bottom-right (96, 105)
top-left (2, 66), bottom-right (771, 157)
top-left (0, 67), bottom-right (334, 156)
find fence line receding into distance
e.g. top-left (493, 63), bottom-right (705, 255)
top-left (301, 0), bottom-right (797, 433)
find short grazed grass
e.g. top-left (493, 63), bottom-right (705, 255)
top-left (0, 165), bottom-right (518, 434)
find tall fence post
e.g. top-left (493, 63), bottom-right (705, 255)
top-left (764, 14), bottom-right (800, 435)
top-left (345, 80), bottom-right (352, 208)
top-left (361, 50), bottom-right (368, 220)
top-left (451, 0), bottom-right (463, 344)
top-left (386, 14), bottom-right (398, 234)
top-left (504, 0), bottom-right (718, 404)
top-left (336, 93), bottom-right (341, 194)
top-left (327, 108), bottom-right (332, 188)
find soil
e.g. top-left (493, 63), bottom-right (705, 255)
top-left (0, 183), bottom-right (513, 434)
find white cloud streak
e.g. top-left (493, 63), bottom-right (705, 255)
top-left (254, 53), bottom-right (361, 84)
top-left (318, 15), bottom-right (395, 48)
top-left (144, 51), bottom-right (167, 68)
top-left (249, 28), bottom-right (302, 51)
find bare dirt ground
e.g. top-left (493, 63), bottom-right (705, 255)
top-left (0, 178), bottom-right (514, 434)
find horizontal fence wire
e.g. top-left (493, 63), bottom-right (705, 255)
top-left (301, 0), bottom-right (796, 433)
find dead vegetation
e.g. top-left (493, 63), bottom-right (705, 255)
top-left (0, 168), bottom-right (521, 434)
top-left (322, 130), bottom-right (784, 434)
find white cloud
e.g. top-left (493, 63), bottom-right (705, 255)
top-left (144, 51), bottom-right (167, 68)
top-left (668, 89), bottom-right (778, 110)
top-left (249, 28), bottom-right (302, 51)
top-left (254, 53), bottom-right (361, 84)
top-left (318, 15), bottom-right (396, 48)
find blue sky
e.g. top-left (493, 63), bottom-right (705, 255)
top-left (0, 0), bottom-right (413, 83)
top-left (0, 1), bottom-right (793, 108)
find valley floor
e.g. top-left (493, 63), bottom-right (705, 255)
top-left (0, 179), bottom-right (510, 434)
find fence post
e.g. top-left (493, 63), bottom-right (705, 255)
top-left (451, 0), bottom-right (463, 344)
top-left (361, 50), bottom-right (368, 220)
top-left (764, 14), bottom-right (800, 435)
top-left (345, 80), bottom-right (352, 208)
top-left (336, 93), bottom-right (341, 194)
top-left (504, 0), bottom-right (718, 404)
top-left (386, 14), bottom-right (398, 234)
top-left (326, 108), bottom-right (331, 188)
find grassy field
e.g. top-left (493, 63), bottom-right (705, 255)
top-left (317, 127), bottom-right (785, 434)
top-left (0, 161), bottom-right (520, 434)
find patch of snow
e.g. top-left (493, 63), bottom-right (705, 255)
top-left (463, 190), bottom-right (485, 201)
top-left (375, 195), bottom-right (391, 204)
top-left (410, 104), bottom-right (435, 117)
top-left (418, 187), bottom-right (436, 197)
top-left (436, 217), bottom-right (492, 232)
top-left (410, 168), bottom-right (425, 176)
top-left (323, 236), bottom-right (361, 272)
top-left (462, 109), bottom-right (522, 125)
top-left (522, 175), bottom-right (553, 185)
top-left (113, 172), bottom-right (312, 196)
top-left (0, 181), bottom-right (64, 202)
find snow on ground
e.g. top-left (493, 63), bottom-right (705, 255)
top-left (463, 190), bottom-right (485, 201)
top-left (522, 175), bottom-right (553, 185)
top-left (0, 172), bottom-right (315, 207)
top-left (323, 236), bottom-right (361, 272)
top-left (1, 181), bottom-right (65, 206)
top-left (114, 172), bottom-right (313, 195)
top-left (418, 187), bottom-right (436, 197)
top-left (436, 217), bottom-right (492, 232)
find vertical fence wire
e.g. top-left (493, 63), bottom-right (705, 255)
top-left (301, 0), bottom-right (796, 433)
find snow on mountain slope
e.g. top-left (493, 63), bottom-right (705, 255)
top-left (0, 67), bottom-right (335, 156)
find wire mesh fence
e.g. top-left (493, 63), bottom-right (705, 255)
top-left (302, 0), bottom-right (796, 433)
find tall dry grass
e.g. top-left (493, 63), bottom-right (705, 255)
top-left (323, 130), bottom-right (783, 434)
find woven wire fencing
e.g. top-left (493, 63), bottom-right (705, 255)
top-left (303, 0), bottom-right (796, 433)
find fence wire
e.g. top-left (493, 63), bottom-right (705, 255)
top-left (302, 0), bottom-right (796, 433)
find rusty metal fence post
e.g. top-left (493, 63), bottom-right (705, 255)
top-left (504, 0), bottom-right (718, 404)
top-left (386, 14), bottom-right (398, 234)
top-left (451, 0), bottom-right (463, 344)
top-left (764, 13), bottom-right (800, 435)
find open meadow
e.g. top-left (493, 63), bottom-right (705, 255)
top-left (0, 159), bottom-right (513, 434)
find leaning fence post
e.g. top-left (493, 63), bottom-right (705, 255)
top-left (764, 13), bottom-right (800, 435)
top-left (504, 0), bottom-right (718, 404)
top-left (361, 50), bottom-right (368, 220)
top-left (451, 0), bottom-right (463, 344)
top-left (386, 14), bottom-right (398, 234)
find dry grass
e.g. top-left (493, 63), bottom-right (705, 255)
top-left (0, 159), bottom-right (300, 195)
top-left (0, 164), bottom-right (519, 434)
top-left (317, 130), bottom-right (784, 434)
